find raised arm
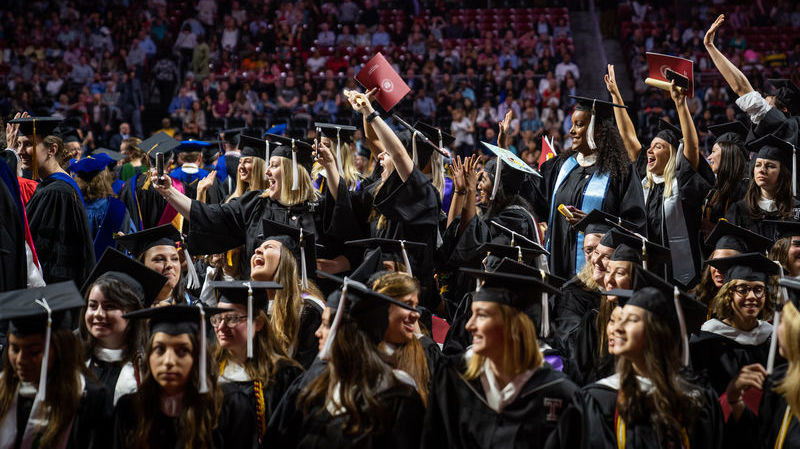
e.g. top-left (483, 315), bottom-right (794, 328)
top-left (604, 64), bottom-right (641, 161)
top-left (151, 169), bottom-right (193, 220)
top-left (704, 15), bottom-right (754, 97)
top-left (316, 138), bottom-right (340, 202)
top-left (670, 82), bottom-right (699, 170)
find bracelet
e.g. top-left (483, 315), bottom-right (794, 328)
top-left (365, 110), bottom-right (380, 123)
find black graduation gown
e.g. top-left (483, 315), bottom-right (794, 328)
top-left (296, 298), bottom-right (323, 369)
top-left (187, 190), bottom-right (320, 279)
top-left (725, 197), bottom-right (800, 238)
top-left (266, 372), bottom-right (425, 449)
top-left (220, 360), bottom-right (303, 449)
top-left (635, 151), bottom-right (715, 288)
top-left (724, 363), bottom-right (800, 449)
top-left (421, 357), bottom-right (578, 449)
top-left (0, 157), bottom-right (26, 292)
top-left (118, 171), bottom-right (168, 231)
top-left (552, 278), bottom-right (600, 359)
top-left (571, 308), bottom-right (615, 386)
top-left (533, 154), bottom-right (646, 279)
top-left (689, 325), bottom-right (771, 396)
top-left (26, 175), bottom-right (95, 285)
top-left (546, 375), bottom-right (724, 449)
top-left (87, 356), bottom-right (126, 417)
top-left (702, 181), bottom-right (749, 238)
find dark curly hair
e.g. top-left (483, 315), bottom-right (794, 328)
top-left (560, 115), bottom-right (630, 180)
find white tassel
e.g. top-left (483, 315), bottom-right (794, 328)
top-left (183, 247), bottom-right (200, 290)
top-left (586, 100), bottom-right (597, 150)
top-left (673, 286), bottom-right (690, 367)
top-left (412, 131), bottom-right (419, 165)
top-left (291, 139), bottom-right (299, 191)
top-left (400, 240), bottom-right (413, 277)
top-left (793, 145), bottom-right (797, 197)
top-left (768, 261), bottom-right (788, 374)
top-left (636, 233), bottom-right (648, 271)
top-left (246, 282), bottom-right (253, 359)
top-left (540, 268), bottom-right (550, 338)
top-left (300, 228), bottom-right (308, 289)
top-left (265, 140), bottom-right (270, 181)
top-left (32, 298), bottom-right (52, 401)
top-left (490, 157), bottom-right (502, 200)
top-left (335, 127), bottom-right (343, 174)
top-left (320, 278), bottom-right (349, 360)
top-left (197, 303), bottom-right (208, 393)
top-left (517, 246), bottom-right (523, 263)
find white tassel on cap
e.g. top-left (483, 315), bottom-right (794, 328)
top-left (264, 140), bottom-right (270, 182)
top-left (183, 247), bottom-right (200, 290)
top-left (793, 144), bottom-right (797, 197)
top-left (673, 286), bottom-right (690, 367)
top-left (33, 298), bottom-right (52, 401)
top-left (490, 157), bottom-right (503, 201)
top-left (411, 131), bottom-right (420, 166)
top-left (586, 100), bottom-right (597, 150)
top-left (320, 277), bottom-right (349, 360)
top-left (291, 139), bottom-right (299, 191)
top-left (197, 303), bottom-right (209, 393)
top-left (635, 233), bottom-right (648, 271)
top-left (540, 270), bottom-right (550, 338)
top-left (400, 240), bottom-right (413, 277)
top-left (335, 127), bottom-right (343, 174)
top-left (300, 228), bottom-right (308, 289)
top-left (246, 282), bottom-right (254, 359)
top-left (768, 261), bottom-right (788, 374)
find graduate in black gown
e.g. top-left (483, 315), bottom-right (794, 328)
top-left (319, 90), bottom-right (441, 309)
top-left (531, 96), bottom-right (646, 280)
top-left (723, 277), bottom-right (800, 449)
top-left (691, 253), bottom-right (778, 396)
top-left (113, 305), bottom-right (255, 449)
top-left (422, 269), bottom-right (577, 449)
top-left (266, 273), bottom-right (425, 449)
top-left (725, 134), bottom-right (800, 236)
top-left (546, 280), bottom-right (722, 449)
top-left (169, 140), bottom-right (226, 207)
top-left (0, 282), bottom-right (111, 449)
top-left (701, 122), bottom-right (751, 235)
top-left (208, 281), bottom-right (303, 448)
top-left (79, 248), bottom-right (168, 414)
top-left (118, 132), bottom-right (180, 231)
top-left (11, 116), bottom-right (96, 285)
top-left (0, 151), bottom-right (27, 292)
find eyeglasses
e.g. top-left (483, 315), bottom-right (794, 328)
top-left (733, 284), bottom-right (766, 298)
top-left (209, 314), bottom-right (248, 328)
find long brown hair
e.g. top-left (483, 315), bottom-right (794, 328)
top-left (75, 168), bottom-right (114, 201)
top-left (693, 265), bottom-right (719, 319)
top-left (745, 163), bottom-right (794, 220)
top-left (270, 244), bottom-right (304, 355)
top-left (213, 309), bottom-right (298, 386)
top-left (707, 141), bottom-right (748, 214)
top-left (616, 310), bottom-right (703, 446)
top-left (372, 272), bottom-right (429, 406)
top-left (127, 332), bottom-right (222, 449)
top-left (0, 328), bottom-right (85, 448)
top-left (711, 279), bottom-right (775, 323)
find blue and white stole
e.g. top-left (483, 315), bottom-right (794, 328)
top-left (547, 154), bottom-right (610, 272)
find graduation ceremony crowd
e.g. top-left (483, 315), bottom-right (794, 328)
top-left (6, 1), bottom-right (800, 448)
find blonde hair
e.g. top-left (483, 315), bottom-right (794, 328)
top-left (576, 258), bottom-right (599, 290)
top-left (429, 151), bottom-right (445, 201)
top-left (261, 157), bottom-right (319, 206)
top-left (75, 168), bottom-right (114, 201)
top-left (463, 303), bottom-right (543, 380)
top-left (227, 156), bottom-right (267, 203)
top-left (644, 141), bottom-right (677, 198)
top-left (270, 244), bottom-right (305, 355)
top-left (712, 279), bottom-right (774, 323)
top-left (776, 302), bottom-right (800, 416)
top-left (313, 137), bottom-right (362, 190)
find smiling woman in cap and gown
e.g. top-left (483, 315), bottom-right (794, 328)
top-left (11, 116), bottom-right (96, 285)
top-left (266, 273), bottom-right (425, 449)
top-left (701, 121), bottom-right (751, 234)
top-left (531, 95), bottom-right (646, 280)
top-left (0, 282), bottom-right (111, 449)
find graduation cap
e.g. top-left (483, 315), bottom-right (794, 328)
top-left (207, 280), bottom-right (283, 358)
top-left (264, 133), bottom-right (315, 191)
top-left (609, 243), bottom-right (642, 264)
top-left (599, 288), bottom-right (633, 306)
top-left (124, 304), bottom-right (226, 393)
top-left (0, 281), bottom-right (85, 405)
top-left (705, 252), bottom-right (779, 284)
top-left (114, 224), bottom-right (201, 290)
top-left (472, 242), bottom-right (549, 268)
top-left (704, 219), bottom-right (773, 255)
top-left (570, 96), bottom-right (627, 150)
top-left (55, 126), bottom-right (81, 144)
top-left (221, 127), bottom-right (247, 146)
top-left (93, 148), bottom-right (125, 162)
top-left (348, 247), bottom-right (386, 284)
top-left (746, 133), bottom-right (797, 196)
top-left (69, 153), bottom-right (115, 182)
top-left (461, 268), bottom-right (560, 337)
top-left (655, 118), bottom-right (681, 149)
top-left (140, 132), bottom-right (180, 160)
top-left (174, 139), bottom-right (211, 154)
top-left (494, 257), bottom-right (566, 288)
top-left (768, 79), bottom-right (800, 115)
top-left (238, 135), bottom-right (268, 160)
top-left (574, 209), bottom-right (637, 236)
top-left (317, 271), bottom-right (417, 359)
top-left (315, 122), bottom-right (358, 174)
top-left (598, 228), bottom-right (671, 269)
top-left (414, 121), bottom-right (455, 152)
top-left (393, 115), bottom-right (450, 168)
top-left (708, 121), bottom-right (749, 147)
top-left (763, 219), bottom-right (800, 241)
top-left (489, 220), bottom-right (547, 251)
top-left (345, 238), bottom-right (425, 277)
top-left (81, 247), bottom-right (169, 307)
top-left (9, 116), bottom-right (63, 179)
top-left (259, 219), bottom-right (316, 289)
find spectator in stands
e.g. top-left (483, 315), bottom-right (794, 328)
top-left (317, 22), bottom-right (336, 47)
top-left (337, 25), bottom-right (356, 47)
top-left (109, 122), bottom-right (132, 152)
top-left (541, 97), bottom-right (564, 131)
top-left (414, 90), bottom-right (437, 121)
top-left (372, 24), bottom-right (391, 47)
top-left (451, 104), bottom-right (475, 158)
top-left (277, 76), bottom-right (300, 113)
top-left (70, 55), bottom-right (94, 86)
top-left (169, 87), bottom-right (194, 124)
top-left (212, 91), bottom-right (232, 120)
top-left (555, 52), bottom-right (580, 83)
top-left (197, 0), bottom-right (217, 26)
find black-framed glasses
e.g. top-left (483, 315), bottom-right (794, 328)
top-left (733, 284), bottom-right (766, 298)
top-left (209, 314), bottom-right (248, 328)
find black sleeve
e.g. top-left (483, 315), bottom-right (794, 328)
top-left (217, 384), bottom-right (259, 449)
top-left (386, 390), bottom-right (426, 449)
top-left (617, 164), bottom-right (648, 235)
top-left (373, 168), bottom-right (441, 227)
top-left (321, 177), bottom-right (373, 241)
top-left (187, 190), bottom-right (259, 255)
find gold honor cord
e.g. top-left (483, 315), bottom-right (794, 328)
top-left (774, 405), bottom-right (792, 449)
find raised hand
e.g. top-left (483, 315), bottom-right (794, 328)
top-left (197, 170), bottom-right (217, 193)
top-left (704, 14), bottom-right (725, 48)
top-left (726, 363), bottom-right (767, 402)
top-left (5, 112), bottom-right (25, 152)
top-left (463, 155), bottom-right (480, 192)
top-left (497, 110), bottom-right (513, 149)
top-left (669, 80), bottom-right (686, 106)
top-left (451, 155), bottom-right (466, 192)
top-left (604, 64), bottom-right (620, 98)
top-left (344, 87), bottom-right (378, 115)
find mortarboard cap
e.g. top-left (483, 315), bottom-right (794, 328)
top-left (414, 121), bottom-right (456, 151)
top-left (0, 282), bottom-right (85, 336)
top-left (93, 148), bottom-right (125, 161)
top-left (705, 252), bottom-right (779, 284)
top-left (779, 277), bottom-right (800, 311)
top-left (631, 266), bottom-right (710, 336)
top-left (221, 127), bottom-right (247, 145)
top-left (69, 153), bottom-right (115, 182)
top-left (315, 123), bottom-right (358, 174)
top-left (123, 304), bottom-right (226, 336)
top-left (238, 135), bottom-right (268, 160)
top-left (9, 117), bottom-right (62, 139)
top-left (81, 248), bottom-right (169, 307)
top-left (346, 238), bottom-right (425, 277)
top-left (472, 242), bottom-right (548, 268)
top-left (747, 133), bottom-right (797, 196)
top-left (763, 219), bottom-right (800, 241)
top-left (208, 280), bottom-right (282, 310)
top-left (258, 219), bottom-right (317, 288)
top-left (768, 79), bottom-right (800, 115)
top-left (494, 257), bottom-right (566, 288)
top-left (655, 118), bottom-right (681, 149)
top-left (570, 96), bottom-right (627, 122)
top-left (610, 243), bottom-right (642, 264)
top-left (599, 288), bottom-right (633, 306)
top-left (393, 116), bottom-right (443, 170)
top-left (489, 220), bottom-right (547, 252)
top-left (264, 133), bottom-right (315, 190)
top-left (598, 228), bottom-right (671, 266)
top-left (708, 121), bottom-right (749, 147)
top-left (174, 139), bottom-right (211, 154)
top-left (349, 247), bottom-right (386, 284)
top-left (55, 126), bottom-right (81, 144)
top-left (114, 224), bottom-right (182, 258)
top-left (704, 219), bottom-right (773, 255)
top-left (574, 209), bottom-right (636, 236)
top-left (140, 132), bottom-right (180, 160)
